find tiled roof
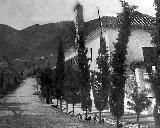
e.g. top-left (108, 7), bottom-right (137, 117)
top-left (65, 11), bottom-right (156, 58)
top-left (84, 11), bottom-right (155, 38)
top-left (131, 11), bottom-right (155, 26)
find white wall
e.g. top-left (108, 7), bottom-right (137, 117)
top-left (85, 28), bottom-right (154, 113)
top-left (107, 28), bottom-right (153, 62)
top-left (84, 28), bottom-right (153, 72)
top-left (85, 29), bottom-right (110, 71)
top-left (64, 28), bottom-right (154, 113)
top-left (65, 28), bottom-right (153, 73)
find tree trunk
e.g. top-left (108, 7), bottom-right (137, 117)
top-left (46, 86), bottom-right (50, 104)
top-left (99, 110), bottom-right (102, 123)
top-left (37, 83), bottom-right (38, 91)
top-left (49, 91), bottom-right (52, 104)
top-left (73, 103), bottom-right (75, 115)
top-left (57, 98), bottom-right (58, 107)
top-left (116, 116), bottom-right (119, 128)
top-left (137, 113), bottom-right (140, 128)
top-left (85, 109), bottom-right (88, 120)
top-left (66, 101), bottom-right (68, 113)
top-left (60, 97), bottom-right (62, 111)
top-left (154, 104), bottom-right (160, 127)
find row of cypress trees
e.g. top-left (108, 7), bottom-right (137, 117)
top-left (37, 1), bottom-right (160, 127)
top-left (36, 34), bottom-right (91, 119)
top-left (51, 0), bottom-right (133, 126)
top-left (36, 0), bottom-right (132, 126)
top-left (113, 1), bottom-right (160, 127)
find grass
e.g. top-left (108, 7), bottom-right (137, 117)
top-left (54, 103), bottom-right (155, 127)
top-left (98, 111), bottom-right (155, 127)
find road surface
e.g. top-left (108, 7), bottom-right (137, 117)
top-left (0, 78), bottom-right (108, 128)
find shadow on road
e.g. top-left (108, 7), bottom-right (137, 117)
top-left (0, 102), bottom-right (29, 115)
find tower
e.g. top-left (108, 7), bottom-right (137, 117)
top-left (74, 2), bottom-right (84, 35)
top-left (74, 2), bottom-right (85, 48)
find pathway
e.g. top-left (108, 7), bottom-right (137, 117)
top-left (0, 78), bottom-right (108, 128)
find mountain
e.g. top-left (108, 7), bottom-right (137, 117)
top-left (0, 12), bottom-right (155, 67)
top-left (0, 21), bottom-right (76, 66)
top-left (0, 16), bottom-right (118, 66)
top-left (0, 24), bottom-right (20, 62)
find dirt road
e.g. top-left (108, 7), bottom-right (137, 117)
top-left (0, 78), bottom-right (107, 128)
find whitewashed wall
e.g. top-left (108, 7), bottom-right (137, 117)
top-left (108, 28), bottom-right (153, 61)
top-left (65, 28), bottom-right (155, 113)
top-left (65, 28), bottom-right (153, 66)
top-left (85, 28), bottom-right (153, 70)
top-left (85, 29), bottom-right (110, 71)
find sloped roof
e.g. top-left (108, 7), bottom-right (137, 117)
top-left (65, 11), bottom-right (156, 58)
top-left (84, 11), bottom-right (155, 38)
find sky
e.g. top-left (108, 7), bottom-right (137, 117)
top-left (0, 0), bottom-right (156, 30)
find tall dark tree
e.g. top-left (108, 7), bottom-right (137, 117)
top-left (55, 38), bottom-right (65, 111)
top-left (110, 1), bottom-right (134, 127)
top-left (148, 0), bottom-right (160, 127)
top-left (36, 65), bottom-right (53, 104)
top-left (64, 62), bottom-right (81, 115)
top-left (77, 31), bottom-right (92, 120)
top-left (93, 36), bottom-right (110, 123)
top-left (0, 70), bottom-right (4, 89)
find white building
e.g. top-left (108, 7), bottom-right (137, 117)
top-left (65, 3), bottom-right (156, 114)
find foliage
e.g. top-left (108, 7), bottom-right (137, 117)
top-left (38, 66), bottom-right (53, 87)
top-left (93, 35), bottom-right (110, 122)
top-left (81, 90), bottom-right (92, 111)
top-left (152, 0), bottom-right (160, 50)
top-left (110, 1), bottom-right (133, 127)
top-left (64, 63), bottom-right (81, 108)
top-left (148, 71), bottom-right (160, 126)
top-left (54, 38), bottom-right (65, 101)
top-left (130, 61), bottom-right (145, 72)
top-left (127, 76), bottom-right (151, 128)
top-left (77, 31), bottom-right (91, 118)
top-left (37, 65), bottom-right (53, 103)
top-left (0, 70), bottom-right (4, 88)
top-left (0, 67), bottom-right (22, 97)
top-left (148, 0), bottom-right (160, 127)
top-left (127, 89), bottom-right (151, 114)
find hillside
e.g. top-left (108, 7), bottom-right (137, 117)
top-left (0, 11), bottom-right (155, 67)
top-left (0, 21), bottom-right (76, 66)
top-left (18, 21), bottom-right (76, 66)
top-left (0, 24), bottom-right (20, 62)
top-left (0, 16), bottom-right (117, 66)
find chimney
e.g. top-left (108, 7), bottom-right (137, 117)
top-left (74, 2), bottom-right (84, 34)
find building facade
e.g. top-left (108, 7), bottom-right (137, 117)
top-left (65, 3), bottom-right (155, 113)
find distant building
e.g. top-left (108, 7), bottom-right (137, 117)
top-left (0, 62), bottom-right (8, 69)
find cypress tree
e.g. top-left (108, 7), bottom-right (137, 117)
top-left (94, 36), bottom-right (110, 123)
top-left (64, 62), bottom-right (80, 115)
top-left (38, 66), bottom-right (53, 104)
top-left (55, 38), bottom-right (65, 111)
top-left (110, 1), bottom-right (133, 127)
top-left (77, 31), bottom-right (91, 120)
top-left (0, 70), bottom-right (3, 85)
top-left (0, 70), bottom-right (4, 92)
top-left (148, 0), bottom-right (160, 127)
